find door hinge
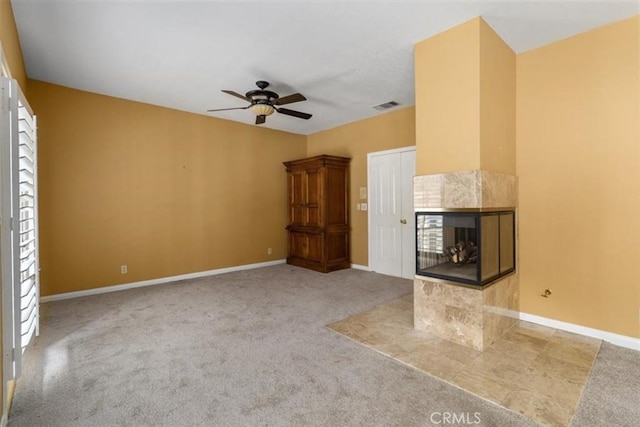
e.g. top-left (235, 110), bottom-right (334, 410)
top-left (1, 90), bottom-right (11, 112)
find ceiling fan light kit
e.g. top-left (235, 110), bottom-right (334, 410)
top-left (207, 80), bottom-right (312, 125)
top-left (250, 103), bottom-right (275, 116)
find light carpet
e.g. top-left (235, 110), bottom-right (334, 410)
top-left (571, 342), bottom-right (640, 426)
top-left (7, 265), bottom-right (611, 426)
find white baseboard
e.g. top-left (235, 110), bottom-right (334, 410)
top-left (519, 312), bottom-right (639, 351)
top-left (41, 259), bottom-right (286, 303)
top-left (350, 263), bottom-right (371, 271)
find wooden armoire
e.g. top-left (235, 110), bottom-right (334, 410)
top-left (283, 155), bottom-right (350, 273)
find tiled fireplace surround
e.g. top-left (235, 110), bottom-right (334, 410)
top-left (413, 170), bottom-right (519, 351)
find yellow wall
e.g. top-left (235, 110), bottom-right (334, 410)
top-left (29, 80), bottom-right (306, 296)
top-left (306, 107), bottom-right (415, 266)
top-left (414, 18), bottom-right (515, 175)
top-left (517, 16), bottom-right (639, 338)
top-left (0, 0), bottom-right (26, 90)
top-left (0, 0), bottom-right (27, 414)
top-left (479, 20), bottom-right (516, 175)
top-left (415, 18), bottom-right (481, 175)
top-left (31, 82), bottom-right (414, 292)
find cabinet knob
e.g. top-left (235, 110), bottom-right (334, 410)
top-left (400, 219), bottom-right (407, 224)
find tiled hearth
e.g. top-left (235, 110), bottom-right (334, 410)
top-left (328, 295), bottom-right (601, 427)
top-left (413, 170), bottom-right (520, 350)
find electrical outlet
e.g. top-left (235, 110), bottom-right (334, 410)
top-left (120, 265), bottom-right (128, 274)
top-left (267, 248), bottom-right (272, 255)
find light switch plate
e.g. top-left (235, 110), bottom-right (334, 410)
top-left (359, 187), bottom-right (367, 199)
top-left (360, 203), bottom-right (368, 211)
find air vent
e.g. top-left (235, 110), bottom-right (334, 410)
top-left (373, 101), bottom-right (400, 111)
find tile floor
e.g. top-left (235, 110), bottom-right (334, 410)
top-left (328, 294), bottom-right (601, 427)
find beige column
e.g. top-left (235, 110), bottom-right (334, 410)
top-left (413, 18), bottom-right (518, 350)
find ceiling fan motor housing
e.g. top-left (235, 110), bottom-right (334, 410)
top-left (246, 89), bottom-right (279, 104)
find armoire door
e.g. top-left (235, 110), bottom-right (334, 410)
top-left (289, 170), bottom-right (306, 226)
top-left (304, 167), bottom-right (322, 227)
top-left (288, 168), bottom-right (323, 227)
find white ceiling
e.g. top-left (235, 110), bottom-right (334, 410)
top-left (11, 1), bottom-right (639, 135)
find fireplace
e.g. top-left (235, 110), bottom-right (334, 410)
top-left (416, 209), bottom-right (515, 287)
top-left (413, 172), bottom-right (519, 350)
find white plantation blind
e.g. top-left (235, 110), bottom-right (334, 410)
top-left (17, 102), bottom-right (38, 350)
top-left (1, 75), bottom-right (39, 380)
top-left (417, 214), bottom-right (444, 253)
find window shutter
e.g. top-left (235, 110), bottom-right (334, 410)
top-left (17, 101), bottom-right (38, 351)
top-left (1, 76), bottom-right (38, 379)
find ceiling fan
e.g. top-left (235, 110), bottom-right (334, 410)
top-left (207, 80), bottom-right (312, 125)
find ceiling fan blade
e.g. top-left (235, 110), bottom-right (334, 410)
top-left (221, 90), bottom-right (249, 101)
top-left (206, 106), bottom-right (249, 112)
top-left (275, 93), bottom-right (306, 106)
top-left (276, 107), bottom-right (312, 120)
top-left (255, 115), bottom-right (266, 125)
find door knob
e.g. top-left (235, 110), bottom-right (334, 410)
top-left (400, 219), bottom-right (407, 224)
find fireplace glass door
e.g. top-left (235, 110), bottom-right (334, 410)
top-left (416, 210), bottom-right (515, 286)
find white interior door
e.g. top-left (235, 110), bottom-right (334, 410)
top-left (368, 147), bottom-right (415, 279)
top-left (400, 150), bottom-right (416, 278)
